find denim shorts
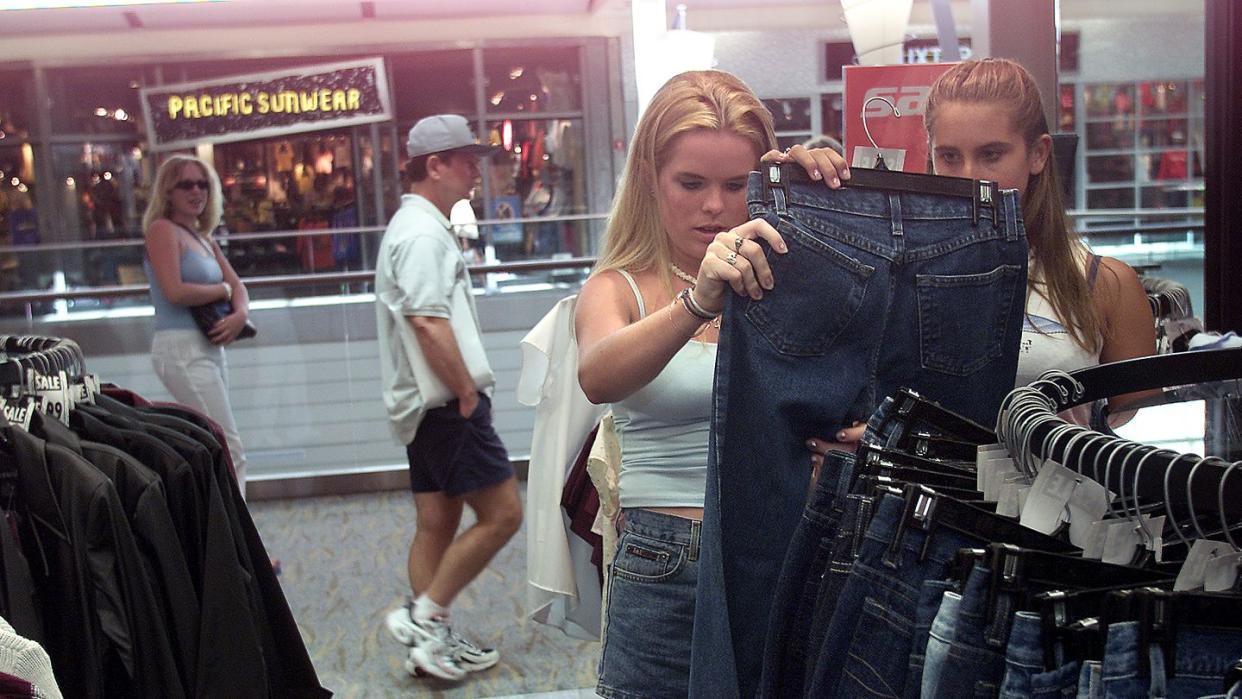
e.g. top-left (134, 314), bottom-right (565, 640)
top-left (598, 509), bottom-right (701, 699)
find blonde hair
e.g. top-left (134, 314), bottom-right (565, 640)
top-left (595, 70), bottom-right (776, 289)
top-left (142, 155), bottom-right (224, 237)
top-left (925, 58), bottom-right (1101, 353)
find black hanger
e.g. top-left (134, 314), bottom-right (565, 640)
top-left (890, 388), bottom-right (997, 445)
top-left (762, 164), bottom-right (1001, 226)
top-left (899, 431), bottom-right (982, 462)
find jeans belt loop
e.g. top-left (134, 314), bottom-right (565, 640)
top-left (1004, 190), bottom-right (1019, 242)
top-left (888, 192), bottom-right (904, 238)
top-left (688, 519), bottom-right (701, 562)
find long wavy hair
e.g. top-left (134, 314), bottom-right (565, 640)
top-left (925, 58), bottom-right (1101, 353)
top-left (142, 154), bottom-right (224, 237)
top-left (594, 70), bottom-right (777, 293)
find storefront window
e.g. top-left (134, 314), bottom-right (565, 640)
top-left (390, 50), bottom-right (476, 124)
top-left (214, 130), bottom-right (361, 275)
top-left (482, 118), bottom-right (587, 261)
top-left (1079, 78), bottom-right (1204, 214)
top-left (0, 71), bottom-right (32, 141)
top-left (483, 47), bottom-right (581, 114)
top-left (46, 66), bottom-right (146, 135)
top-left (0, 145), bottom-right (36, 291)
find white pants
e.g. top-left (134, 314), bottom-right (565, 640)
top-left (151, 329), bottom-right (248, 498)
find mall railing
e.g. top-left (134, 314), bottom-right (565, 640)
top-left (0, 207), bottom-right (1208, 496)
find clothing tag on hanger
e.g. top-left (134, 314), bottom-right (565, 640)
top-left (1174, 540), bottom-right (1234, 591)
top-left (980, 456), bottom-right (1018, 501)
top-left (976, 443), bottom-right (1009, 464)
top-left (1203, 552), bottom-right (1242, 593)
top-left (84, 373), bottom-right (101, 400)
top-left (1020, 460), bottom-right (1079, 534)
top-left (1082, 520), bottom-right (1110, 560)
top-left (1016, 485), bottom-right (1031, 513)
top-left (33, 371), bottom-right (69, 425)
top-left (58, 370), bottom-right (76, 413)
top-left (0, 396), bottom-right (34, 432)
top-left (996, 479), bottom-right (1027, 518)
top-left (1101, 519), bottom-right (1145, 566)
top-left (1064, 475), bottom-right (1110, 548)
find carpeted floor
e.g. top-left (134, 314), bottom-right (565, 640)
top-left (249, 487), bottom-right (601, 698)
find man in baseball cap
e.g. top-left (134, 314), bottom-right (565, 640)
top-left (376, 115), bottom-right (519, 682)
top-left (405, 114), bottom-right (501, 158)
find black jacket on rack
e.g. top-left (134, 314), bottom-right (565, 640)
top-left (8, 424), bottom-right (184, 698)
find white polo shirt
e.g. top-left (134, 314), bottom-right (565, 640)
top-left (375, 193), bottom-right (495, 444)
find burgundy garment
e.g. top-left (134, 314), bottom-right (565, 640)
top-left (560, 425), bottom-right (603, 583)
top-left (0, 671), bottom-right (36, 698)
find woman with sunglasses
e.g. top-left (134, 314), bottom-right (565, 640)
top-left (142, 154), bottom-right (251, 498)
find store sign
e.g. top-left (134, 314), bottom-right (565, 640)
top-left (140, 58), bottom-right (391, 151)
top-left (843, 63), bottom-right (955, 173)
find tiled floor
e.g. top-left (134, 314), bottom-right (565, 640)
top-left (250, 487), bottom-right (601, 698)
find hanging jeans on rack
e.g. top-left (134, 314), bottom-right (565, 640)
top-left (689, 167), bottom-right (1028, 698)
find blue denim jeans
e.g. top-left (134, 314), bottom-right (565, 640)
top-left (1150, 623), bottom-right (1242, 699)
top-left (1100, 621), bottom-right (1156, 699)
top-left (691, 170), bottom-right (1026, 697)
top-left (999, 611), bottom-right (1045, 698)
top-left (1077, 659), bottom-right (1103, 699)
top-left (758, 450), bottom-right (856, 698)
top-left (904, 578), bottom-right (960, 699)
top-left (1030, 661), bottom-right (1081, 699)
top-left (597, 509), bottom-right (701, 699)
top-left (923, 589), bottom-right (962, 698)
top-left (930, 564), bottom-right (1000, 699)
top-left (804, 493), bottom-right (986, 697)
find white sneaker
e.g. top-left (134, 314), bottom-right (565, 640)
top-left (386, 602), bottom-right (499, 672)
top-left (402, 615), bottom-right (466, 681)
top-left (446, 628), bottom-right (500, 672)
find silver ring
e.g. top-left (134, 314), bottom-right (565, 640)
top-left (734, 236), bottom-right (745, 252)
top-left (726, 251), bottom-right (738, 266)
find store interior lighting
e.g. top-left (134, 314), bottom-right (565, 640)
top-left (840, 0), bottom-right (914, 66)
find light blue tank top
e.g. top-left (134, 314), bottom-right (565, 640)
top-left (611, 270), bottom-right (716, 509)
top-left (144, 230), bottom-right (224, 331)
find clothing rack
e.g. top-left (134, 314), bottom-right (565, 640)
top-left (1000, 347), bottom-right (1242, 522)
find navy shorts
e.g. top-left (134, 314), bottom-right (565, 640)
top-left (406, 393), bottom-right (513, 497)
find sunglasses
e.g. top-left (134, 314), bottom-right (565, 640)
top-left (173, 179), bottom-right (210, 191)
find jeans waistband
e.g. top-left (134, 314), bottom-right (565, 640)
top-left (622, 508), bottom-right (702, 562)
top-left (747, 165), bottom-right (1022, 237)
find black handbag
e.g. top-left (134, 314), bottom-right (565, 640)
top-left (190, 300), bottom-right (257, 340)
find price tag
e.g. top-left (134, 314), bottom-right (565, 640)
top-left (0, 396), bottom-right (35, 432)
top-left (1020, 460), bottom-right (1079, 534)
top-left (1100, 518), bottom-right (1157, 566)
top-left (981, 457), bottom-right (1019, 501)
top-left (33, 371), bottom-right (70, 425)
top-left (996, 479), bottom-right (1026, 518)
top-left (1203, 552), bottom-right (1242, 593)
top-left (1082, 520), bottom-right (1110, 560)
top-left (1064, 475), bottom-right (1110, 548)
top-left (1173, 540), bottom-right (1233, 591)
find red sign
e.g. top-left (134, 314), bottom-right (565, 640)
top-left (843, 63), bottom-right (956, 173)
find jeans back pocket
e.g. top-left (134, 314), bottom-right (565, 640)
top-left (744, 224), bottom-right (874, 357)
top-left (916, 264), bottom-right (1023, 377)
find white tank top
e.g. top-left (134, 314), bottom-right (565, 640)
top-left (1014, 254), bottom-right (1103, 388)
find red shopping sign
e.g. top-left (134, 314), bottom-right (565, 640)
top-left (843, 63), bottom-right (956, 173)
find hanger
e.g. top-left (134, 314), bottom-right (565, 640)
top-left (1219, 460), bottom-right (1242, 551)
top-left (860, 94), bottom-right (900, 172)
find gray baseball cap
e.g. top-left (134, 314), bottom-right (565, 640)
top-left (406, 114), bottom-right (500, 158)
